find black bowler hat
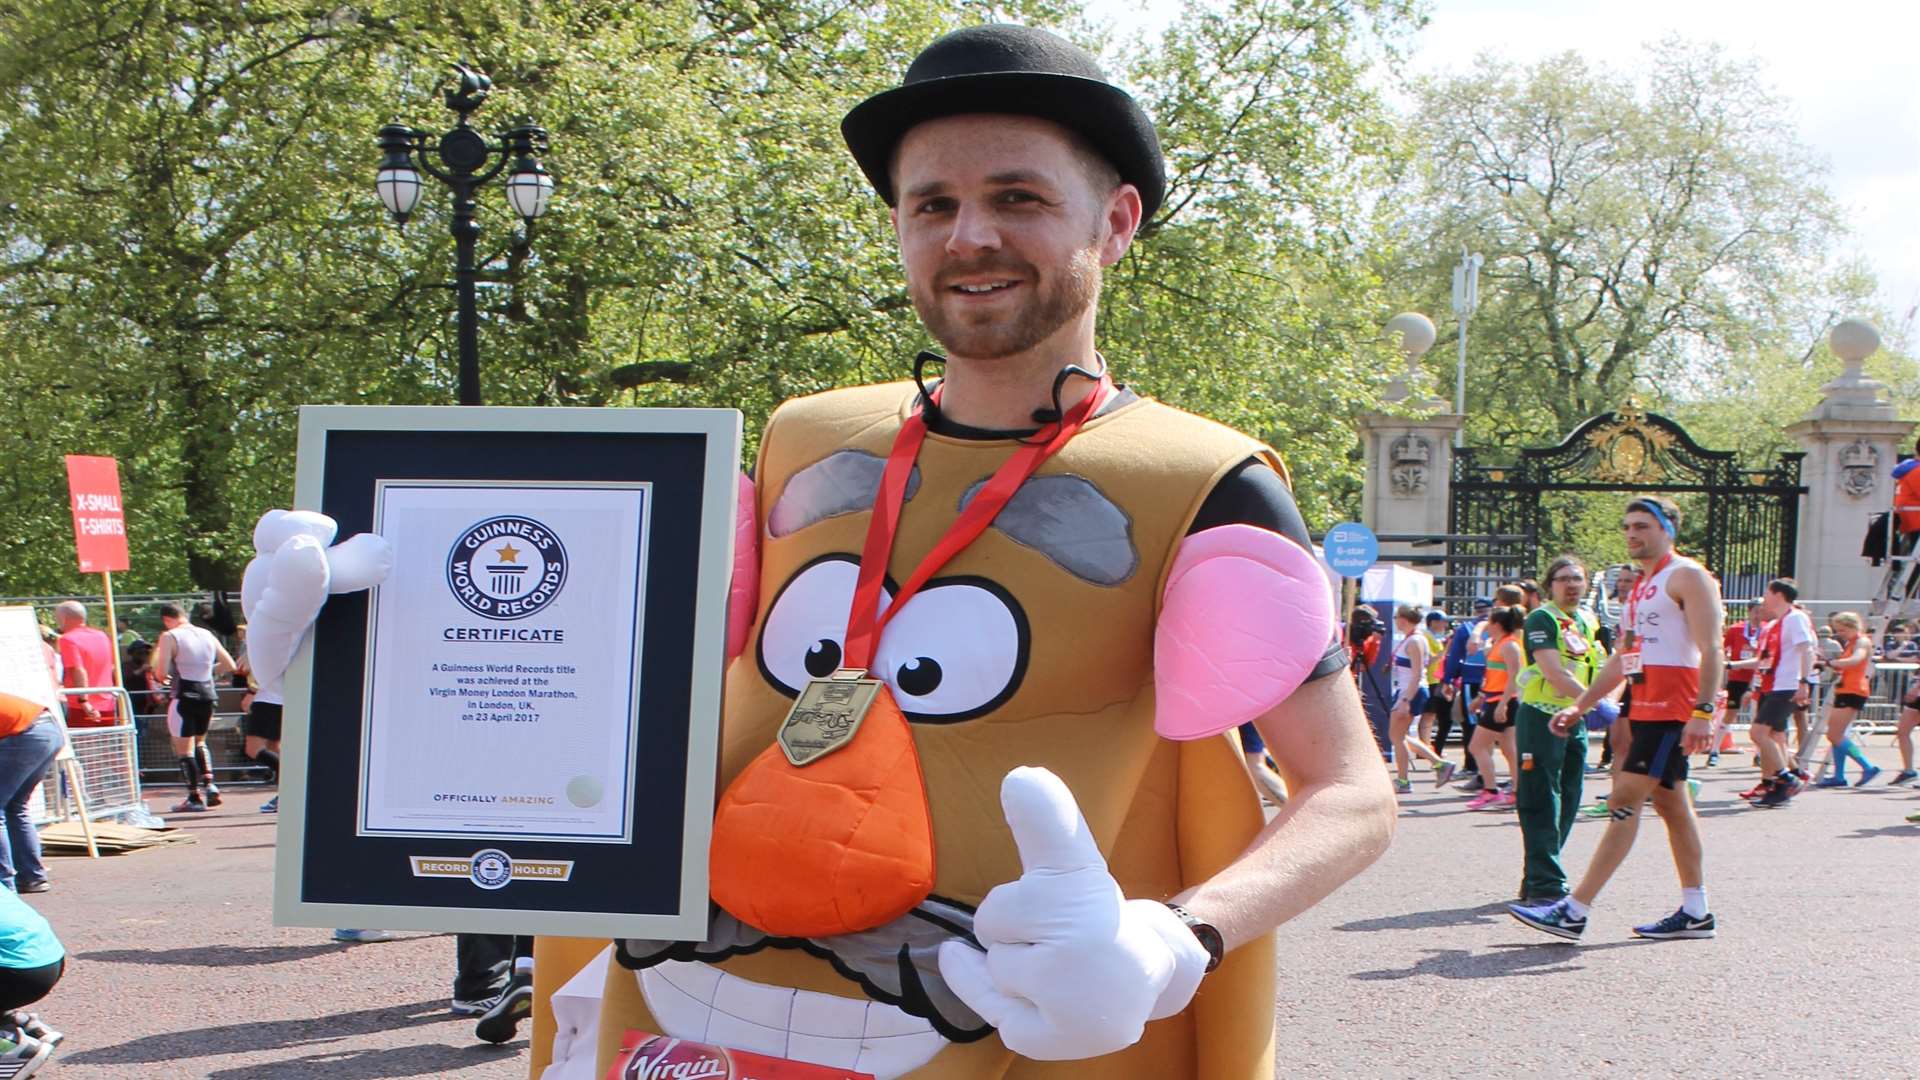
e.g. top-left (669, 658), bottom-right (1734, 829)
top-left (841, 24), bottom-right (1166, 219)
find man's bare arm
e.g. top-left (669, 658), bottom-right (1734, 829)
top-left (151, 634), bottom-right (174, 686)
top-left (1676, 567), bottom-right (1725, 698)
top-left (1172, 672), bottom-right (1396, 951)
top-left (213, 643), bottom-right (238, 679)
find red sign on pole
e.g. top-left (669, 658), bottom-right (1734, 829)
top-left (64, 454), bottom-right (130, 573)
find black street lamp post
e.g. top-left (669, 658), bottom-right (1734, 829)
top-left (375, 65), bottom-right (553, 406)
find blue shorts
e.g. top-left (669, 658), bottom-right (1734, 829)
top-left (1404, 687), bottom-right (1430, 716)
top-left (1237, 721), bottom-right (1264, 754)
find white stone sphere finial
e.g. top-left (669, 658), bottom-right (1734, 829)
top-left (1830, 318), bottom-right (1880, 363)
top-left (1385, 312), bottom-right (1437, 358)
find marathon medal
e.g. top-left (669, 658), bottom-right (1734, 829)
top-left (778, 669), bottom-right (883, 767)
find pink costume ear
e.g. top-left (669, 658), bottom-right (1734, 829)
top-left (726, 473), bottom-right (761, 661)
top-left (1154, 524), bottom-right (1336, 740)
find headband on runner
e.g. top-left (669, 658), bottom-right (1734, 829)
top-left (1628, 499), bottom-right (1676, 538)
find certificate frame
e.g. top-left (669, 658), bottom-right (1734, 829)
top-left (273, 405), bottom-right (740, 940)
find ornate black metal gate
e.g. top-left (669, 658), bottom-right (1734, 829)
top-left (1447, 402), bottom-right (1805, 607)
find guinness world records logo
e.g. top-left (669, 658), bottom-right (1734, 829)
top-left (447, 515), bottom-right (568, 620)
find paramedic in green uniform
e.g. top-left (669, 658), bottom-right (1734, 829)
top-left (1514, 555), bottom-right (1605, 903)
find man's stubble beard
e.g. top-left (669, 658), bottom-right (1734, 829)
top-left (911, 243), bottom-right (1103, 362)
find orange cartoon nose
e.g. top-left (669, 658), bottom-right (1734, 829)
top-left (709, 684), bottom-right (935, 937)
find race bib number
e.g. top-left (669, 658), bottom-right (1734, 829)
top-left (1621, 651), bottom-right (1644, 679)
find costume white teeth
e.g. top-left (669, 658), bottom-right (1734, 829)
top-left (637, 960), bottom-right (948, 1080)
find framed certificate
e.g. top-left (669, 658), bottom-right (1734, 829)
top-left (272, 405), bottom-right (740, 940)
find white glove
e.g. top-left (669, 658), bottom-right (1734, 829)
top-left (241, 509), bottom-right (394, 699)
top-left (937, 767), bottom-right (1210, 1061)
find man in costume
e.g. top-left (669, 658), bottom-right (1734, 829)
top-left (551, 24), bottom-right (1396, 1079)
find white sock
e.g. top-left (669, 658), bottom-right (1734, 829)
top-left (1681, 887), bottom-right (1708, 918)
top-left (1563, 897), bottom-right (1591, 920)
top-left (514, 956), bottom-right (535, 976)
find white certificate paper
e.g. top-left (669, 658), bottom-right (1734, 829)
top-left (359, 481), bottom-right (649, 842)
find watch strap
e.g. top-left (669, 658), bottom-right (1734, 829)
top-left (1163, 902), bottom-right (1224, 973)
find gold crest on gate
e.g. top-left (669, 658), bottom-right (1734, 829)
top-left (777, 669), bottom-right (883, 767)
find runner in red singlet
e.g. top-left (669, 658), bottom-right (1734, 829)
top-left (1507, 496), bottom-right (1724, 941)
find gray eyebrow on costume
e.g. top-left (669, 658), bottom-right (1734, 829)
top-left (959, 473), bottom-right (1137, 586)
top-left (768, 450), bottom-right (920, 538)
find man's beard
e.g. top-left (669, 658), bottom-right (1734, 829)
top-left (911, 246), bottom-right (1102, 361)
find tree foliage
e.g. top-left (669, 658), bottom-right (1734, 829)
top-left (0, 0), bottom-right (1417, 595)
top-left (1389, 41), bottom-right (1852, 447)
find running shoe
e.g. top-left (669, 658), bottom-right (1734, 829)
top-left (1455, 773), bottom-right (1486, 793)
top-left (1792, 768), bottom-right (1812, 784)
top-left (1739, 780), bottom-right (1771, 800)
top-left (451, 992), bottom-right (501, 1016)
top-left (6, 1012), bottom-right (61, 1049)
top-left (1906, 808), bottom-right (1920, 824)
top-left (14, 880), bottom-right (48, 895)
top-left (1495, 791), bottom-right (1517, 809)
top-left (1392, 778), bottom-right (1411, 795)
top-left (1856, 765), bottom-right (1883, 787)
top-left (1580, 802), bottom-right (1611, 818)
top-left (1466, 789), bottom-right (1500, 811)
top-left (1507, 899), bottom-right (1586, 941)
top-left (332, 928), bottom-right (399, 943)
top-left (205, 785), bottom-right (223, 808)
top-left (1631, 908), bottom-right (1716, 940)
top-left (1434, 762), bottom-right (1458, 787)
top-left (1756, 783), bottom-right (1793, 808)
top-left (0, 1030), bottom-right (52, 1076)
top-left (259, 796), bottom-right (278, 814)
top-left (170, 798), bottom-right (208, 814)
top-left (1889, 769), bottom-right (1918, 786)
top-left (1814, 775), bottom-right (1850, 788)
top-left (475, 972), bottom-right (533, 1044)
top-left (1705, 751), bottom-right (1720, 767)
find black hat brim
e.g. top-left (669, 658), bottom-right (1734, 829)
top-left (842, 71), bottom-right (1165, 220)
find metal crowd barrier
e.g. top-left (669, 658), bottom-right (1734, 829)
top-left (39, 687), bottom-right (144, 825)
top-left (127, 684), bottom-right (271, 785)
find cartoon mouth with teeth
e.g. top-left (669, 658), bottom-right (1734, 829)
top-left (572, 384), bottom-right (1328, 1079)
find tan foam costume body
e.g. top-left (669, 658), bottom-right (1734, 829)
top-left (551, 382), bottom-right (1285, 1079)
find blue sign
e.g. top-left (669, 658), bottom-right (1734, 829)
top-left (1323, 522), bottom-right (1378, 579)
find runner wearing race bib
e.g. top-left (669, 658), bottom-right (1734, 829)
top-left (1509, 496), bottom-right (1724, 942)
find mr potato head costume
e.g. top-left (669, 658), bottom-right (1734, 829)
top-left (528, 24), bottom-right (1347, 1080)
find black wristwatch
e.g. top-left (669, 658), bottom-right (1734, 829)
top-left (1163, 902), bottom-right (1224, 973)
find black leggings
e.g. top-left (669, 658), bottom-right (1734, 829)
top-left (0, 958), bottom-right (62, 1011)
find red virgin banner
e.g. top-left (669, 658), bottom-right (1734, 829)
top-left (64, 454), bottom-right (130, 573)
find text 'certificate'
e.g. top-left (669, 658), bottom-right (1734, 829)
top-left (360, 481), bottom-right (650, 843)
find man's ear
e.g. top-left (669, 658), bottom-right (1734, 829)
top-left (1100, 183), bottom-right (1144, 267)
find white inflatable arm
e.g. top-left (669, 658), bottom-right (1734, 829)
top-left (241, 510), bottom-right (393, 699)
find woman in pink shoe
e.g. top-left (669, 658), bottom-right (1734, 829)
top-left (1467, 606), bottom-right (1524, 810)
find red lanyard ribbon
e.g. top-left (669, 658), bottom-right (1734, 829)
top-left (841, 376), bottom-right (1114, 671)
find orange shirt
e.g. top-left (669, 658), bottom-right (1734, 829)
top-left (1838, 636), bottom-right (1873, 696)
top-left (0, 693), bottom-right (48, 741)
top-left (1481, 632), bottom-right (1514, 695)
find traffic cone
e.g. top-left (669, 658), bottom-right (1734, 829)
top-left (1718, 728), bottom-right (1737, 753)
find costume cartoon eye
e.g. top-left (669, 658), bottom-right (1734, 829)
top-left (872, 577), bottom-right (1028, 723)
top-left (757, 555), bottom-right (890, 696)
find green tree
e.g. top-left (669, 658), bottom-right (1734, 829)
top-left (1389, 40), bottom-right (1849, 447)
top-left (0, 0), bottom-right (1416, 596)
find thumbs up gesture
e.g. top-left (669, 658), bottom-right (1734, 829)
top-left (937, 767), bottom-right (1210, 1061)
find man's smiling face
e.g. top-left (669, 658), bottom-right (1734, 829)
top-left (890, 114), bottom-right (1138, 362)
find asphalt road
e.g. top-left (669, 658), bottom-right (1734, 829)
top-left (26, 744), bottom-right (1920, 1078)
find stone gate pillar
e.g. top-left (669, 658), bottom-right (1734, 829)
top-left (1784, 319), bottom-right (1914, 605)
top-left (1357, 410), bottom-right (1465, 553)
top-left (1362, 312), bottom-right (1465, 568)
